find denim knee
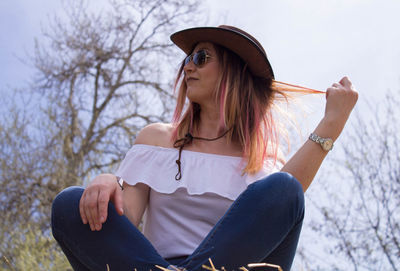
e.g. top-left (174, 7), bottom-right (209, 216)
top-left (249, 172), bottom-right (304, 214)
top-left (51, 186), bottom-right (84, 234)
top-left (52, 186), bottom-right (84, 213)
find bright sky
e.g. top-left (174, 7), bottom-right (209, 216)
top-left (2, 0), bottom-right (400, 97)
top-left (206, 0), bottom-right (400, 96)
top-left (1, 0), bottom-right (399, 268)
top-left (2, 0), bottom-right (400, 132)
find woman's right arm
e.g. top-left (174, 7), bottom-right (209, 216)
top-left (79, 123), bottom-right (171, 231)
top-left (122, 123), bottom-right (172, 226)
top-left (79, 174), bottom-right (150, 231)
top-left (122, 182), bottom-right (150, 227)
top-left (79, 173), bottom-right (125, 231)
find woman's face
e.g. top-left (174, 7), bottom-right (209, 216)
top-left (183, 42), bottom-right (221, 106)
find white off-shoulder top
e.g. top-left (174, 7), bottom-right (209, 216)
top-left (115, 144), bottom-right (277, 258)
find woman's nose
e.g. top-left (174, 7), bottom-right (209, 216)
top-left (183, 59), bottom-right (196, 73)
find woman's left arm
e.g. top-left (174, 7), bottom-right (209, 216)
top-left (280, 76), bottom-right (358, 192)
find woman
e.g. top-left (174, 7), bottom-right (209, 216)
top-left (51, 25), bottom-right (358, 271)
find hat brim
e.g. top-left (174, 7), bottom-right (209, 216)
top-left (170, 26), bottom-right (274, 79)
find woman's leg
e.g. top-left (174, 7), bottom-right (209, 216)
top-left (179, 172), bottom-right (305, 271)
top-left (51, 186), bottom-right (170, 271)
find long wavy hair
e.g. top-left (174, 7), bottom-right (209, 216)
top-left (171, 43), bottom-right (290, 174)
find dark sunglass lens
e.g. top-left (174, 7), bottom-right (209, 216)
top-left (184, 55), bottom-right (191, 66)
top-left (193, 50), bottom-right (207, 66)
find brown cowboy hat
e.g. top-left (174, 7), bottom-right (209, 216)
top-left (170, 25), bottom-right (275, 79)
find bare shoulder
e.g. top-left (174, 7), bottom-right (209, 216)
top-left (134, 123), bottom-right (175, 148)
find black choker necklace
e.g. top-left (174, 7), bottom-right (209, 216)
top-left (173, 129), bottom-right (232, 180)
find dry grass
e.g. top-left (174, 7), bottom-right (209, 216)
top-left (2, 256), bottom-right (16, 271)
top-left (5, 254), bottom-right (282, 271)
top-left (106, 258), bottom-right (283, 271)
top-left (155, 258), bottom-right (283, 271)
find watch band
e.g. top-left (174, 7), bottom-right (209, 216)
top-left (309, 133), bottom-right (334, 151)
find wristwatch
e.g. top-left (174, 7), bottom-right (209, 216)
top-left (309, 133), bottom-right (334, 151)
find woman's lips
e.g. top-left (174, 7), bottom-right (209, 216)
top-left (186, 77), bottom-right (198, 83)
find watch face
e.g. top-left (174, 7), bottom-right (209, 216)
top-left (322, 139), bottom-right (333, 151)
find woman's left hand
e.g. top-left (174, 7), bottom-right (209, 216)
top-left (323, 76), bottom-right (358, 139)
top-left (280, 76), bottom-right (358, 191)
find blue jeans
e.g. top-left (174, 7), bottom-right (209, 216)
top-left (51, 172), bottom-right (304, 271)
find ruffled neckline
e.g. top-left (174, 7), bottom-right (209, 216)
top-left (115, 144), bottom-right (276, 200)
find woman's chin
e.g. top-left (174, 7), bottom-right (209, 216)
top-left (186, 89), bottom-right (199, 102)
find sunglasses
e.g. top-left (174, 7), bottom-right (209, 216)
top-left (183, 49), bottom-right (212, 67)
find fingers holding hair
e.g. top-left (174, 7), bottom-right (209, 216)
top-left (339, 76), bottom-right (353, 89)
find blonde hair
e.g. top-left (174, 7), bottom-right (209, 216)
top-left (172, 44), bottom-right (290, 174)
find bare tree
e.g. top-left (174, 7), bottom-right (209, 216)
top-left (0, 0), bottom-right (204, 269)
top-left (299, 92), bottom-right (400, 270)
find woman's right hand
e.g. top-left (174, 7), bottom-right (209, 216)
top-left (79, 173), bottom-right (124, 231)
